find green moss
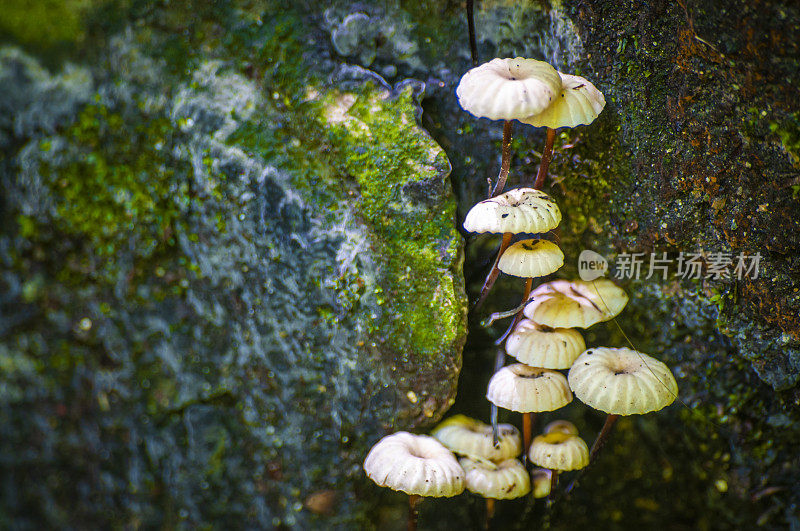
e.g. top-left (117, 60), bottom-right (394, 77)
top-left (232, 79), bottom-right (465, 363)
top-left (0, 0), bottom-right (93, 50)
top-left (769, 112), bottom-right (800, 168)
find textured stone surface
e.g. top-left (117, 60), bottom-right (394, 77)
top-left (0, 3), bottom-right (466, 527)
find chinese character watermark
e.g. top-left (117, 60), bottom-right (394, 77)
top-left (579, 250), bottom-right (761, 281)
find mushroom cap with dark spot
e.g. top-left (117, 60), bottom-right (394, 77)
top-left (568, 347), bottom-right (678, 416)
top-left (463, 188), bottom-right (561, 234)
top-left (456, 58), bottom-right (562, 121)
top-left (506, 318), bottom-right (585, 369)
top-left (521, 72), bottom-right (605, 129)
top-left (528, 432), bottom-right (590, 471)
top-left (498, 238), bottom-right (565, 278)
top-left (431, 414), bottom-right (522, 461)
top-left (460, 457), bottom-right (531, 500)
top-left (486, 364), bottom-right (572, 413)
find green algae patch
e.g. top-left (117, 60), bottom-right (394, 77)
top-left (40, 104), bottom-right (187, 260)
top-left (322, 85), bottom-right (464, 354)
top-left (0, 0), bottom-right (92, 50)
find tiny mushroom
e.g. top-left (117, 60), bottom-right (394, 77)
top-left (460, 457), bottom-right (531, 524)
top-left (486, 364), bottom-right (572, 454)
top-left (543, 419), bottom-right (580, 436)
top-left (497, 239), bottom-right (564, 279)
top-left (463, 188), bottom-right (562, 235)
top-left (521, 73), bottom-right (606, 130)
top-left (464, 187), bottom-right (562, 308)
top-left (519, 71), bottom-right (606, 189)
top-left (524, 278), bottom-right (629, 329)
top-left (431, 414), bottom-right (522, 463)
top-left (568, 347), bottom-right (678, 463)
top-left (456, 57), bottom-right (562, 197)
top-left (531, 468), bottom-right (553, 499)
top-left (363, 432), bottom-right (465, 530)
top-left (528, 431), bottom-right (590, 496)
top-left (505, 319), bottom-right (585, 370)
top-left (456, 57), bottom-right (562, 122)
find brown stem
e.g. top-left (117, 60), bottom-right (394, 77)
top-left (466, 0), bottom-right (478, 67)
top-left (533, 127), bottom-right (556, 189)
top-left (562, 414), bottom-right (620, 498)
top-left (475, 232), bottom-right (513, 309)
top-left (490, 121), bottom-right (513, 197)
top-left (523, 411), bottom-right (536, 456)
top-left (589, 414), bottom-right (620, 464)
top-left (408, 494), bottom-right (422, 531)
top-left (485, 498), bottom-right (496, 529)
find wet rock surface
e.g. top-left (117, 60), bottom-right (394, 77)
top-left (1, 0), bottom-right (799, 528)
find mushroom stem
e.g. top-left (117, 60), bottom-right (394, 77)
top-left (490, 348), bottom-right (506, 446)
top-left (562, 415), bottom-right (620, 498)
top-left (589, 414), bottom-right (620, 464)
top-left (475, 232), bottom-right (513, 309)
top-left (533, 127), bottom-right (556, 189)
top-left (485, 498), bottom-right (496, 528)
top-left (547, 470), bottom-right (559, 504)
top-left (523, 412), bottom-right (536, 456)
top-left (408, 494), bottom-right (422, 531)
top-left (466, 0), bottom-right (478, 67)
top-left (490, 120), bottom-right (514, 197)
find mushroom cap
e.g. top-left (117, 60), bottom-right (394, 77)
top-left (531, 468), bottom-right (553, 498)
top-left (431, 414), bottom-right (522, 462)
top-left (460, 458), bottom-right (531, 500)
top-left (505, 319), bottom-right (585, 369)
top-left (363, 432), bottom-right (465, 497)
top-left (498, 239), bottom-right (564, 278)
top-left (456, 58), bottom-right (562, 121)
top-left (463, 188), bottom-right (561, 235)
top-left (568, 347), bottom-right (679, 416)
top-left (523, 278), bottom-right (629, 329)
top-left (528, 432), bottom-right (589, 471)
top-left (486, 364), bottom-right (572, 413)
top-left (543, 419), bottom-right (579, 436)
top-left (521, 73), bottom-right (605, 129)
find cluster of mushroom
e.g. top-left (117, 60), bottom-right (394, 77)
top-left (431, 415), bottom-right (529, 520)
top-left (361, 56), bottom-right (679, 527)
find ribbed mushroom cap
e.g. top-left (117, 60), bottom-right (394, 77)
top-left (463, 188), bottom-right (561, 235)
top-left (505, 319), bottom-right (585, 369)
top-left (498, 239), bottom-right (564, 278)
top-left (460, 458), bottom-right (531, 500)
top-left (531, 468), bottom-right (553, 498)
top-left (528, 432), bottom-right (589, 471)
top-left (543, 419), bottom-right (579, 436)
top-left (521, 73), bottom-right (605, 129)
top-left (431, 414), bottom-right (522, 462)
top-left (456, 58), bottom-right (562, 121)
top-left (568, 347), bottom-right (678, 416)
top-left (363, 432), bottom-right (465, 497)
top-left (486, 364), bottom-right (572, 413)
top-left (523, 278), bottom-right (628, 329)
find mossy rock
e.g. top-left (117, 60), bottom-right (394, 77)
top-left (0, 5), bottom-right (466, 527)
